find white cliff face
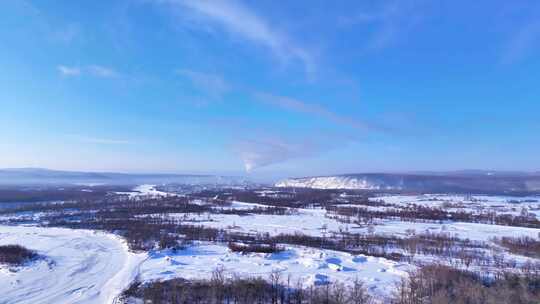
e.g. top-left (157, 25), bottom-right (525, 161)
top-left (275, 176), bottom-right (398, 190)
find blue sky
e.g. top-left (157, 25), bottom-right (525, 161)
top-left (1, 0), bottom-right (539, 178)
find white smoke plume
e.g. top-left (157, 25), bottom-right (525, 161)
top-left (237, 138), bottom-right (318, 172)
top-left (234, 133), bottom-right (359, 172)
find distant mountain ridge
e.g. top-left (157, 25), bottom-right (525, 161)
top-left (0, 168), bottom-right (244, 185)
top-left (275, 172), bottom-right (540, 194)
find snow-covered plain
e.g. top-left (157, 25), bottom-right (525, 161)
top-left (276, 176), bottom-right (388, 190)
top-left (2, 191), bottom-right (540, 303)
top-left (370, 193), bottom-right (540, 217)
top-left (0, 224), bottom-right (409, 302)
top-left (155, 203), bottom-right (540, 243)
top-left (115, 184), bottom-right (171, 198)
top-left (0, 225), bottom-right (145, 304)
top-left (132, 195), bottom-right (540, 296)
top-left (159, 208), bottom-right (348, 237)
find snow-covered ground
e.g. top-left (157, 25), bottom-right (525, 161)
top-left (156, 203), bottom-right (540, 243)
top-left (370, 193), bottom-right (540, 218)
top-left (276, 176), bottom-right (388, 190)
top-left (162, 208), bottom-right (347, 237)
top-left (0, 225), bottom-right (145, 304)
top-left (0, 225), bottom-right (408, 301)
top-left (139, 243), bottom-right (409, 298)
top-left (115, 184), bottom-right (171, 198)
top-left (370, 220), bottom-right (540, 242)
top-left (2, 191), bottom-right (540, 303)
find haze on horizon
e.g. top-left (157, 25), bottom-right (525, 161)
top-left (1, 0), bottom-right (539, 178)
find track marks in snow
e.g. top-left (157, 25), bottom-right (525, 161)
top-left (0, 226), bottom-right (146, 304)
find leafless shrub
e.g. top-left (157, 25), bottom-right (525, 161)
top-left (0, 245), bottom-right (39, 266)
top-left (228, 242), bottom-right (284, 254)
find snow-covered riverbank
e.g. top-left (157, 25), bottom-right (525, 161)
top-left (0, 225), bottom-right (146, 304)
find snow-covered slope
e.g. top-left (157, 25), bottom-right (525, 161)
top-left (0, 226), bottom-right (145, 304)
top-left (276, 173), bottom-right (540, 193)
top-left (275, 175), bottom-right (397, 190)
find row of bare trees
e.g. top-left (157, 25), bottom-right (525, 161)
top-left (123, 262), bottom-right (540, 304)
top-left (393, 264), bottom-right (540, 304)
top-left (121, 268), bottom-right (372, 304)
top-left (327, 204), bottom-right (540, 229)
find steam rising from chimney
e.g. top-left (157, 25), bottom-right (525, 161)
top-left (237, 138), bottom-right (314, 172)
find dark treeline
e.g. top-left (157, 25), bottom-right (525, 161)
top-left (334, 199), bottom-right (394, 208)
top-left (394, 264), bottom-right (540, 304)
top-left (1, 196), bottom-right (205, 215)
top-left (327, 204), bottom-right (540, 229)
top-left (493, 236), bottom-right (540, 259)
top-left (228, 241), bottom-right (285, 254)
top-left (1, 195), bottom-right (295, 218)
top-left (219, 206), bottom-right (295, 216)
top-left (192, 188), bottom-right (346, 208)
top-left (0, 185), bottom-right (132, 203)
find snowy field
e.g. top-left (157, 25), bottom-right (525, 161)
top-left (0, 225), bottom-right (145, 304)
top-left (155, 202), bottom-right (540, 242)
top-left (0, 225), bottom-right (408, 302)
top-left (159, 208), bottom-right (347, 237)
top-left (140, 243), bottom-right (409, 298)
top-left (2, 189), bottom-right (540, 303)
top-left (370, 194), bottom-right (540, 217)
top-left (115, 184), bottom-right (172, 198)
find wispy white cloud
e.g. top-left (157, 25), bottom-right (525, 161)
top-left (87, 65), bottom-right (120, 78)
top-left (255, 92), bottom-right (374, 132)
top-left (51, 23), bottom-right (81, 44)
top-left (176, 69), bottom-right (231, 100)
top-left (69, 135), bottom-right (132, 145)
top-left (57, 65), bottom-right (120, 78)
top-left (235, 91), bottom-right (387, 172)
top-left (502, 19), bottom-right (540, 64)
top-left (339, 1), bottom-right (426, 50)
top-left (162, 0), bottom-right (316, 76)
top-left (57, 65), bottom-right (81, 76)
